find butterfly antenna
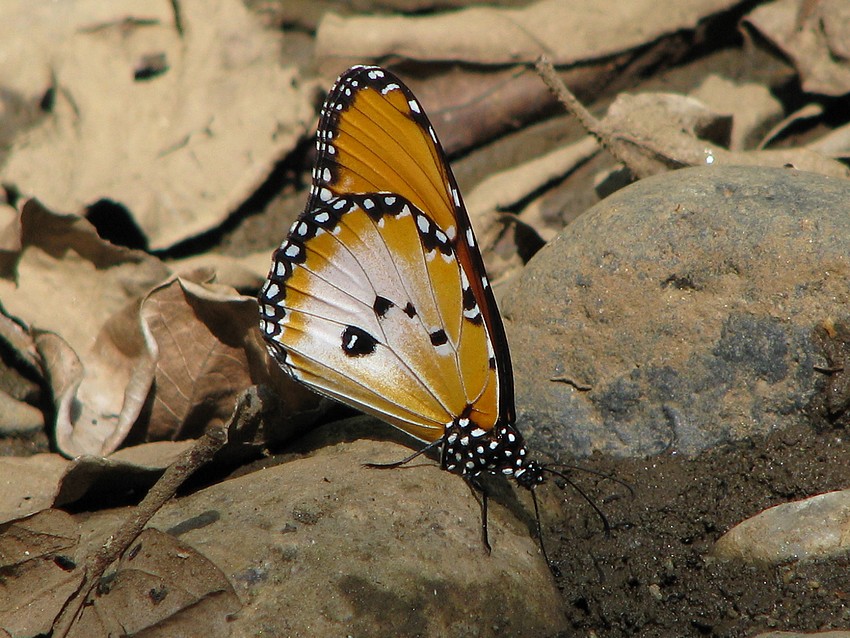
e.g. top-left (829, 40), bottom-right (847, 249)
top-left (545, 462), bottom-right (634, 496)
top-left (542, 466), bottom-right (612, 535)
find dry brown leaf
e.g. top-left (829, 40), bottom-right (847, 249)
top-left (0, 510), bottom-right (238, 637)
top-left (0, 391), bottom-right (43, 437)
top-left (0, 0), bottom-right (312, 250)
top-left (598, 92), bottom-right (850, 179)
top-left (689, 75), bottom-right (783, 150)
top-left (464, 136), bottom-right (599, 278)
top-left (316, 0), bottom-right (742, 65)
top-left (758, 103), bottom-right (824, 150)
top-left (0, 200), bottom-right (169, 457)
top-left (701, 147), bottom-right (850, 177)
top-left (0, 510), bottom-right (83, 637)
top-left (67, 528), bottom-right (239, 638)
top-left (0, 445), bottom-right (197, 526)
top-left (53, 442), bottom-right (194, 510)
top-left (744, 0), bottom-right (850, 96)
top-left (146, 284), bottom-right (322, 453)
top-left (0, 443), bottom-right (203, 527)
top-left (139, 276), bottom-right (269, 441)
top-left (806, 121), bottom-right (850, 159)
top-left (0, 455), bottom-right (70, 525)
top-left (0, 311), bottom-right (39, 375)
top-left (0, 307), bottom-right (45, 435)
top-left (0, 200), bottom-right (318, 457)
top-left (171, 252), bottom-right (269, 292)
top-left (599, 92), bottom-right (732, 177)
top-left (466, 136), bottom-right (600, 234)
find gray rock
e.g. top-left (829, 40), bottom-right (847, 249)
top-left (712, 489), bottom-right (850, 565)
top-left (501, 166), bottom-right (850, 457)
top-left (150, 419), bottom-right (567, 638)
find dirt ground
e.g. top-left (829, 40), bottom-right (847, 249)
top-left (545, 421), bottom-right (850, 637)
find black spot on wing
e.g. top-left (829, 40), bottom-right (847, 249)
top-left (462, 286), bottom-right (476, 311)
top-left (373, 295), bottom-right (394, 318)
top-left (429, 329), bottom-right (448, 347)
top-left (341, 326), bottom-right (378, 357)
top-left (413, 211), bottom-right (453, 256)
top-left (461, 286), bottom-right (483, 325)
top-left (403, 302), bottom-right (417, 318)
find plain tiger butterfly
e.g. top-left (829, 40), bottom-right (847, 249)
top-left (259, 65), bottom-right (572, 562)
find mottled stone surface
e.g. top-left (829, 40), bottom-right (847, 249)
top-left (502, 166), bottom-right (850, 457)
top-left (150, 418), bottom-right (567, 638)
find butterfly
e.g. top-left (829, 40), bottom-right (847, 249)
top-left (258, 65), bottom-right (568, 560)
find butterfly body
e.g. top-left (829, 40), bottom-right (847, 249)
top-left (259, 65), bottom-right (547, 549)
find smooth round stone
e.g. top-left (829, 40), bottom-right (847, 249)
top-left (712, 489), bottom-right (850, 565)
top-left (502, 166), bottom-right (850, 457)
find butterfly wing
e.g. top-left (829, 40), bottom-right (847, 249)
top-left (259, 65), bottom-right (514, 442)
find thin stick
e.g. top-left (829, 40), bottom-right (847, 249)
top-left (535, 56), bottom-right (661, 178)
top-left (534, 56), bottom-right (603, 141)
top-left (52, 415), bottom-right (230, 636)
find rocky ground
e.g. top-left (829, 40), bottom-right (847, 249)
top-left (549, 421), bottom-right (850, 637)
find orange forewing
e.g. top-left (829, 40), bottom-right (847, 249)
top-left (308, 67), bottom-right (514, 431)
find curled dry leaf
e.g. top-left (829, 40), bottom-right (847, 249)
top-left (0, 0), bottom-right (312, 250)
top-left (0, 443), bottom-right (197, 526)
top-left (52, 441), bottom-right (195, 511)
top-left (597, 92), bottom-right (850, 180)
top-left (689, 75), bottom-right (783, 151)
top-left (466, 136), bottom-right (600, 244)
top-left (758, 103), bottom-right (824, 151)
top-left (0, 510), bottom-right (83, 637)
top-left (66, 528), bottom-right (239, 638)
top-left (0, 308), bottom-right (45, 436)
top-left (138, 275), bottom-right (318, 448)
top-left (0, 199), bottom-right (169, 457)
top-left (462, 136), bottom-right (599, 282)
top-left (170, 252), bottom-right (269, 292)
top-left (139, 276), bottom-right (266, 441)
top-left (600, 92), bottom-right (732, 176)
top-left (315, 0), bottom-right (743, 65)
top-left (0, 199), bottom-right (319, 458)
top-left (744, 0), bottom-right (850, 96)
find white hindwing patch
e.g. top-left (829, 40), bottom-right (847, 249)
top-left (268, 196), bottom-right (495, 438)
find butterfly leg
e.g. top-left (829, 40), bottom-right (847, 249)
top-left (363, 437), bottom-right (443, 469)
top-left (530, 487), bottom-right (560, 575)
top-left (464, 476), bottom-right (491, 555)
